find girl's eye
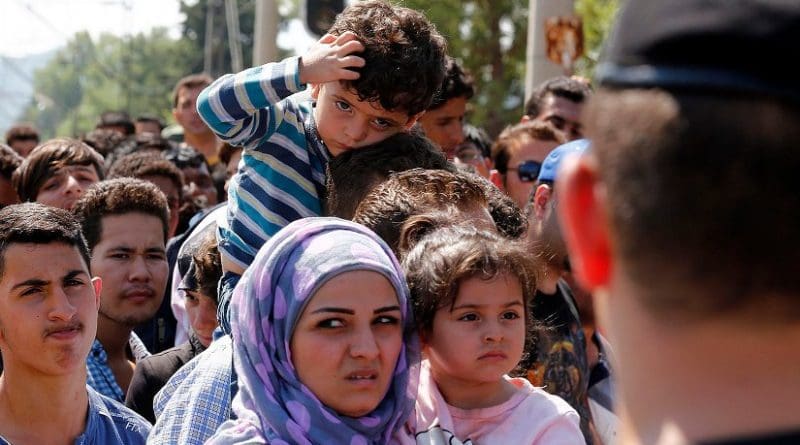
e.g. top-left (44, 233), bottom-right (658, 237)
top-left (458, 313), bottom-right (479, 322)
top-left (501, 311), bottom-right (521, 320)
top-left (374, 315), bottom-right (400, 326)
top-left (318, 318), bottom-right (345, 329)
top-left (335, 101), bottom-right (351, 112)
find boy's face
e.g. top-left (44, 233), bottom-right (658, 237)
top-left (35, 164), bottom-right (101, 211)
top-left (0, 242), bottom-right (101, 376)
top-left (312, 82), bottom-right (421, 157)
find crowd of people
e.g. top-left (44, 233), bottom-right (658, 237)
top-left (0, 0), bottom-right (798, 444)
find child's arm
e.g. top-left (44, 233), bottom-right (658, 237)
top-left (196, 32), bottom-right (364, 148)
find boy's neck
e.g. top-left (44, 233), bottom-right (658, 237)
top-left (0, 367), bottom-right (89, 444)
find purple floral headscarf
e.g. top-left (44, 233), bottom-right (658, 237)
top-left (206, 217), bottom-right (419, 445)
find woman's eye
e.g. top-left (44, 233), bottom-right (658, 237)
top-left (374, 315), bottom-right (399, 326)
top-left (458, 313), bottom-right (479, 322)
top-left (318, 318), bottom-right (345, 329)
top-left (42, 180), bottom-right (59, 191)
top-left (335, 101), bottom-right (351, 112)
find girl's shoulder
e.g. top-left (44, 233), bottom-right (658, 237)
top-left (506, 376), bottom-right (580, 419)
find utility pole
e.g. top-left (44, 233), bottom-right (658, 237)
top-left (253, 0), bottom-right (279, 66)
top-left (525, 0), bottom-right (575, 102)
top-left (225, 0), bottom-right (244, 72)
top-left (204, 0), bottom-right (217, 75)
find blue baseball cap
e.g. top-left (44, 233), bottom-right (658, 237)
top-left (537, 139), bottom-right (590, 183)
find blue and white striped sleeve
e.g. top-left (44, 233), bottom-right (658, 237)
top-left (196, 56), bottom-right (304, 148)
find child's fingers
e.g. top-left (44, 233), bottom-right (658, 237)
top-left (334, 31), bottom-right (359, 44)
top-left (340, 55), bottom-right (365, 69)
top-left (337, 68), bottom-right (361, 81)
top-left (337, 39), bottom-right (365, 56)
top-left (318, 33), bottom-right (337, 44)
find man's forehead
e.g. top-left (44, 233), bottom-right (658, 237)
top-left (541, 94), bottom-right (581, 117)
top-left (1, 242), bottom-right (89, 282)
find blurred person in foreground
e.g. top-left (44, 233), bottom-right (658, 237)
top-left (557, 1), bottom-right (800, 444)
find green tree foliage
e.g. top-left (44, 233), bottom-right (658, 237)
top-left (575, 0), bottom-right (620, 77)
top-left (24, 29), bottom-right (194, 138)
top-left (399, 0), bottom-right (528, 137)
top-left (396, 0), bottom-right (618, 137)
top-left (179, 0), bottom-right (298, 77)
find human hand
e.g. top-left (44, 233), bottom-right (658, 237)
top-left (299, 31), bottom-right (365, 85)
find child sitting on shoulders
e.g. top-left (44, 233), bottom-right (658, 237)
top-left (397, 224), bottom-right (585, 444)
top-left (196, 0), bottom-right (447, 333)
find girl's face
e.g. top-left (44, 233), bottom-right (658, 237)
top-left (291, 270), bottom-right (403, 417)
top-left (424, 273), bottom-right (526, 389)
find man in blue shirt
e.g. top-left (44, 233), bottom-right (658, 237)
top-left (0, 203), bottom-right (150, 444)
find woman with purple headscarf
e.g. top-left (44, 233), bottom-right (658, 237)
top-left (206, 217), bottom-right (419, 444)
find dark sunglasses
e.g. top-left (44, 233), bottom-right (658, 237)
top-left (506, 160), bottom-right (542, 182)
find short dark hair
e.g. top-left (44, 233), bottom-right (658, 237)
top-left (402, 224), bottom-right (538, 335)
top-left (491, 121), bottom-right (564, 175)
top-left (0, 144), bottom-right (23, 181)
top-left (13, 138), bottom-right (105, 203)
top-left (72, 178), bottom-right (169, 252)
top-left (353, 168), bottom-right (489, 254)
top-left (0, 203), bottom-right (90, 280)
top-left (107, 151), bottom-right (184, 202)
top-left (192, 229), bottom-right (222, 303)
top-left (135, 114), bottom-right (165, 131)
top-left (96, 110), bottom-right (135, 136)
top-left (218, 143), bottom-right (242, 166)
top-left (587, 88), bottom-right (800, 321)
top-left (134, 133), bottom-right (173, 152)
top-left (173, 73), bottom-right (213, 108)
top-left (325, 130), bottom-right (448, 219)
top-left (5, 124), bottom-right (39, 146)
top-left (428, 57), bottom-right (475, 110)
top-left (327, 0), bottom-right (448, 116)
top-left (81, 128), bottom-right (132, 159)
top-left (164, 145), bottom-right (208, 170)
top-left (524, 76), bottom-right (592, 118)
top-left (461, 124), bottom-right (492, 158)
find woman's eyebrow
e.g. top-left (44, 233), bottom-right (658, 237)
top-left (374, 305), bottom-right (400, 314)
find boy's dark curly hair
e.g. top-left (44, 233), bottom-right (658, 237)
top-left (328, 0), bottom-right (447, 116)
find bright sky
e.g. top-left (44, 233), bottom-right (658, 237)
top-left (3, 0), bottom-right (186, 58)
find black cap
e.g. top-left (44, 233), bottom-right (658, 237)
top-left (596, 0), bottom-right (800, 101)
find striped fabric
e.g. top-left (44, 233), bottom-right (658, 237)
top-left (196, 56), bottom-right (330, 272)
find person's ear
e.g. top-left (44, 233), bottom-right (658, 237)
top-left (557, 154), bottom-right (611, 290)
top-left (310, 83), bottom-right (322, 100)
top-left (533, 184), bottom-right (552, 221)
top-left (520, 114), bottom-right (532, 123)
top-left (91, 277), bottom-right (102, 309)
top-left (403, 111), bottom-right (425, 130)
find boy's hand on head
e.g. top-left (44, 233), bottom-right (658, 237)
top-left (299, 32), bottom-right (365, 86)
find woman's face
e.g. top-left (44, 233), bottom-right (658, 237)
top-left (290, 270), bottom-right (403, 417)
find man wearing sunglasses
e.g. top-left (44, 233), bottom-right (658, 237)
top-left (490, 120), bottom-right (564, 209)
